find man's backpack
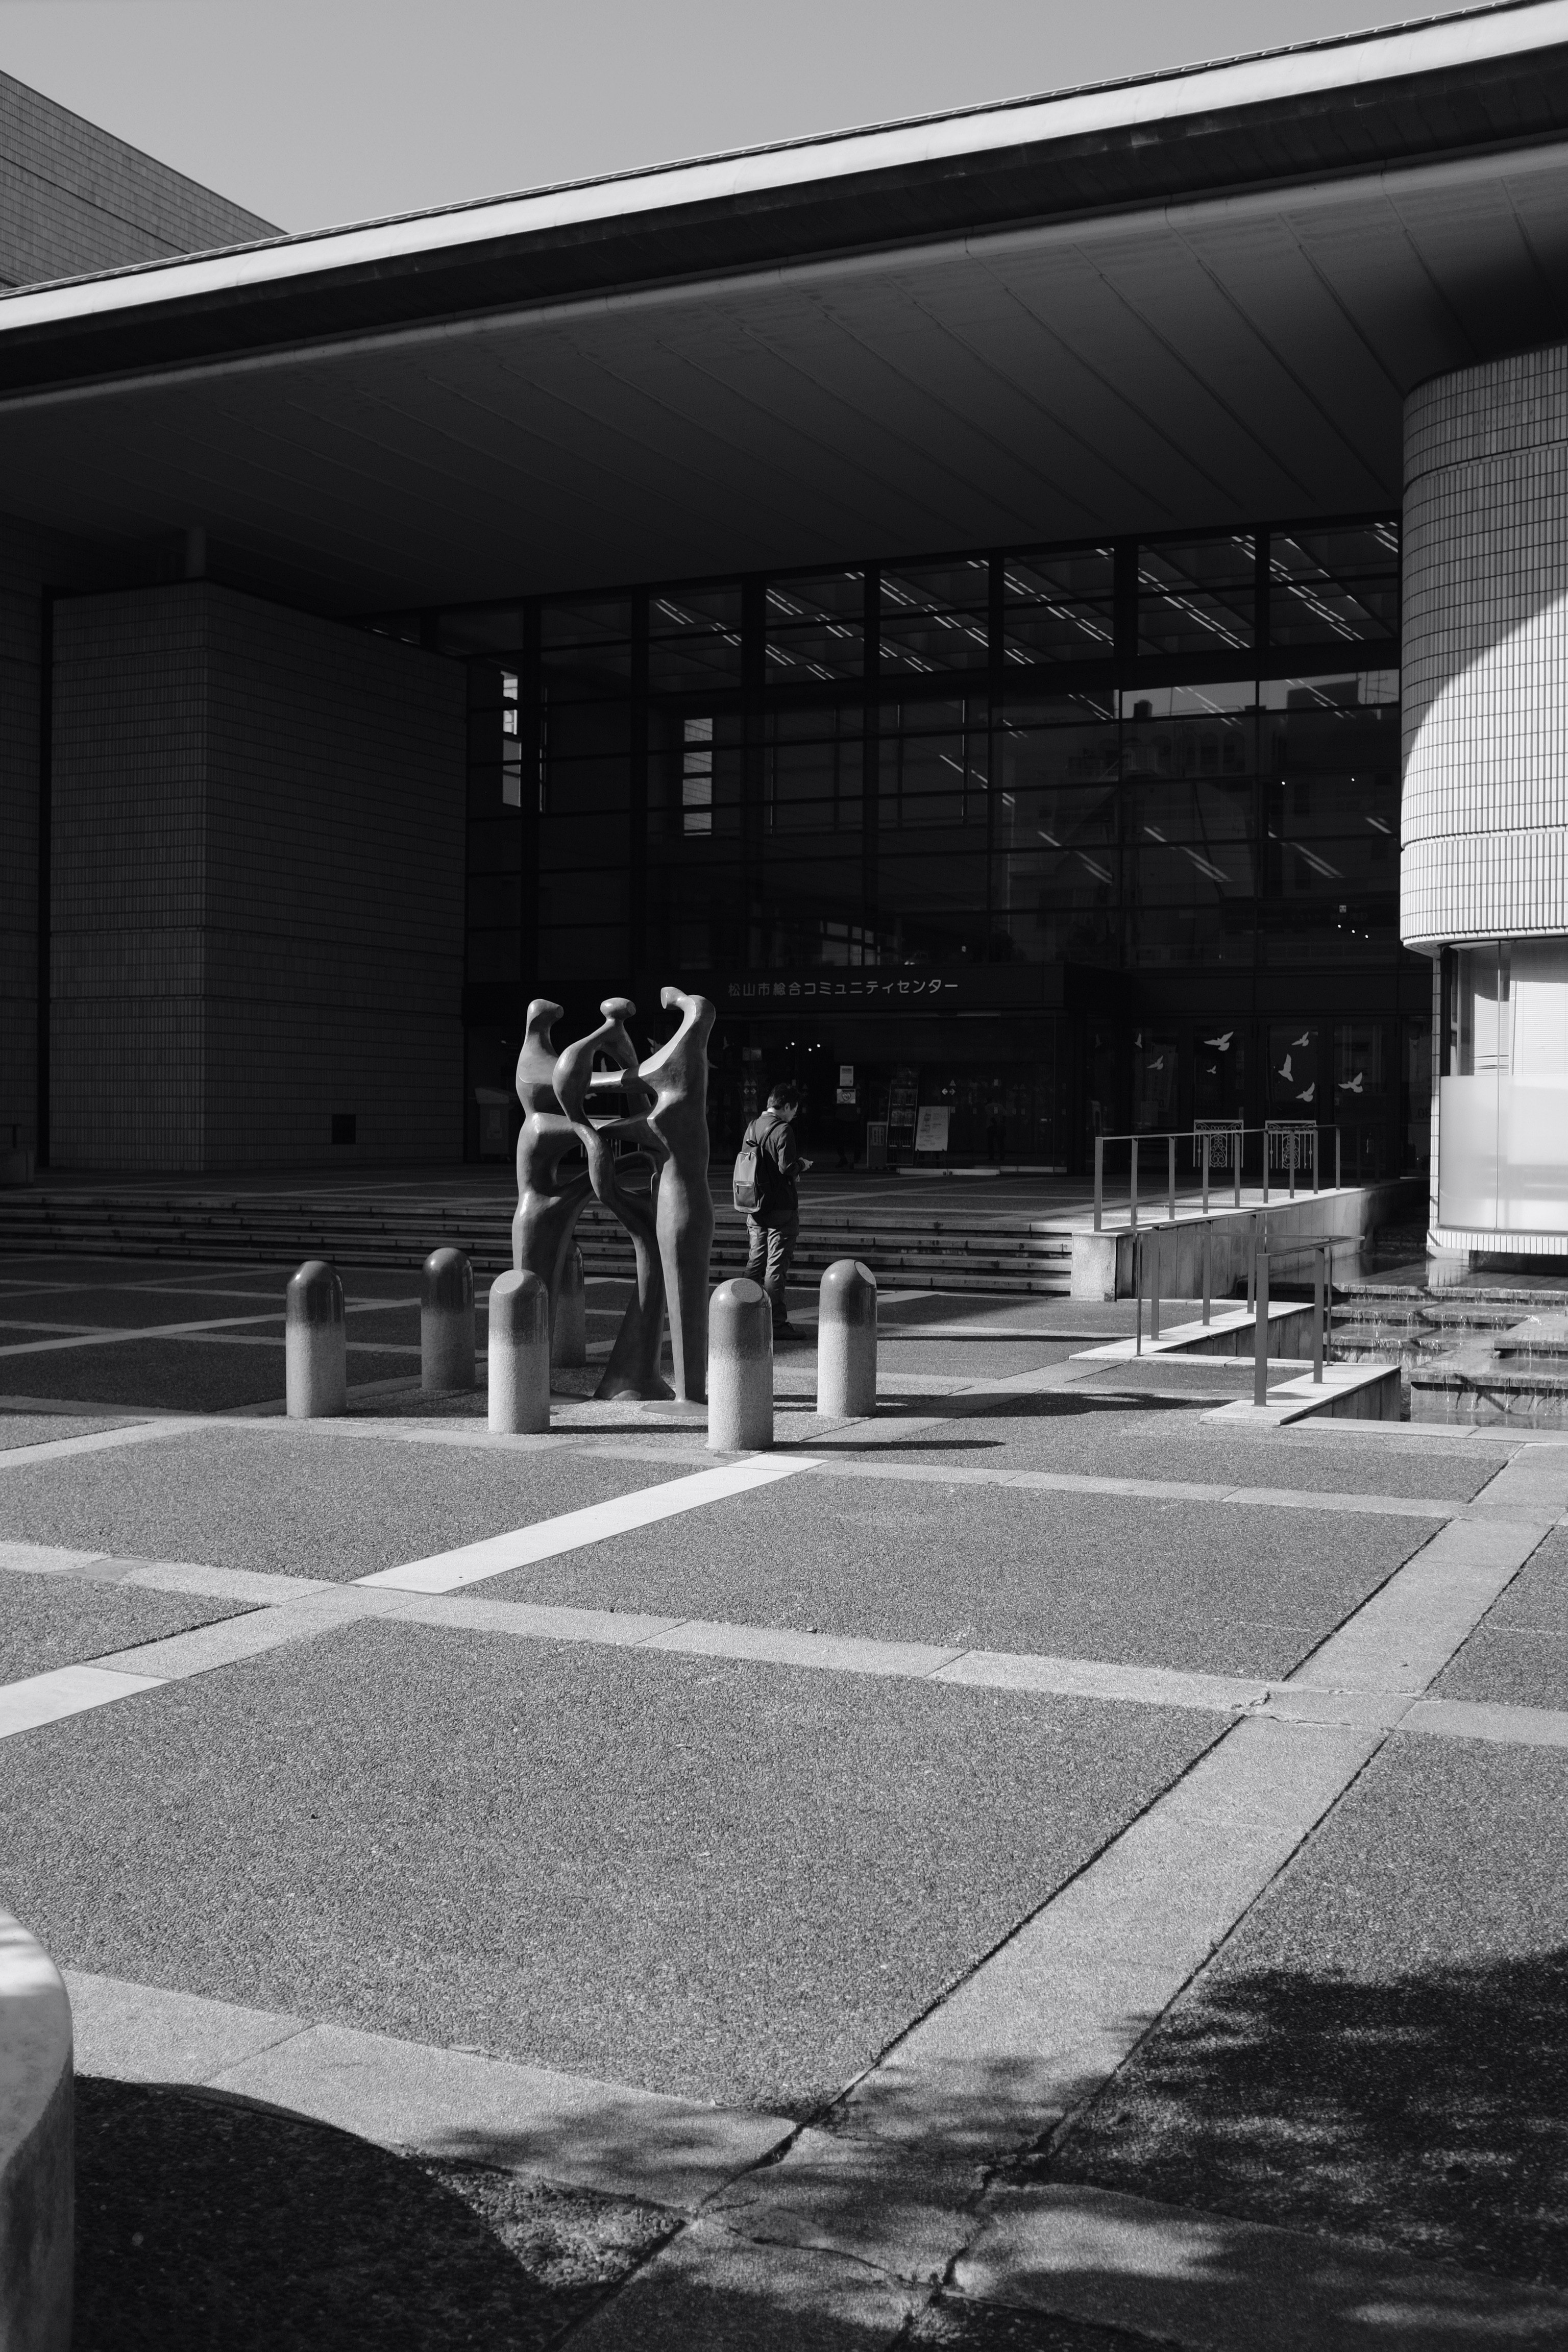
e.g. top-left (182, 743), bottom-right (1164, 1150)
top-left (731, 1115), bottom-right (779, 1213)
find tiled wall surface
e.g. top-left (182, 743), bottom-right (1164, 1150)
top-left (1403, 347), bottom-right (1568, 948)
top-left (51, 583), bottom-right (465, 1170)
top-left (0, 67), bottom-right (275, 288)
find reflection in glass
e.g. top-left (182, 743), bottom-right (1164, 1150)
top-left (880, 702), bottom-right (987, 829)
top-left (1121, 684), bottom-right (1254, 779)
top-left (879, 560), bottom-right (991, 674)
top-left (1268, 524), bottom-right (1399, 648)
top-left (1000, 547), bottom-right (1115, 666)
top-left (1132, 1030), bottom-right (1179, 1130)
top-left (765, 572), bottom-right (865, 683)
top-left (1138, 536), bottom-right (1256, 657)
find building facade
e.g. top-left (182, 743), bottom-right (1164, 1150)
top-left (2, 5), bottom-right (1567, 1250)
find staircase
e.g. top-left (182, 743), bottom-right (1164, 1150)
top-left (0, 1188), bottom-right (1074, 1296)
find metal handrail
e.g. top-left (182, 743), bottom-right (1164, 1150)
top-left (1129, 1218), bottom-right (1337, 1400)
top-left (1092, 1122), bottom-right (1345, 1232)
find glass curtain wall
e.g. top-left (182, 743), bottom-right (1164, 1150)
top-left (427, 518), bottom-right (1415, 1162)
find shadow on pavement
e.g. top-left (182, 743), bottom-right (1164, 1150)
top-left (1036, 1949), bottom-right (1568, 2288)
top-left (75, 2077), bottom-right (672, 2349)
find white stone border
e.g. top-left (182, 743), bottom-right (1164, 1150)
top-left (0, 1910), bottom-right (71, 2352)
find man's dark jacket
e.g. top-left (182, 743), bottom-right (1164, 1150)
top-left (744, 1109), bottom-right (802, 1224)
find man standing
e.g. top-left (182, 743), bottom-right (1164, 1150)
top-left (740, 1081), bottom-right (812, 1340)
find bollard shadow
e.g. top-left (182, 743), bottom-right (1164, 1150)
top-left (74, 2076), bottom-right (672, 2350)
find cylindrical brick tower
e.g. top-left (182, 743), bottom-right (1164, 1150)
top-left (1404, 349), bottom-right (1568, 1254)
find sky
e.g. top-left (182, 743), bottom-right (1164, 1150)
top-left (0, 0), bottom-right (1477, 233)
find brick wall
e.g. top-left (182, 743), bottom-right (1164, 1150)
top-left (0, 67), bottom-right (275, 288)
top-left (51, 583), bottom-right (466, 1170)
top-left (1403, 347), bottom-right (1568, 949)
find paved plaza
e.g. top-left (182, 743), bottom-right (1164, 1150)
top-left (1, 1253), bottom-right (1566, 2348)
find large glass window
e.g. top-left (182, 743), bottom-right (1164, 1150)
top-left (1268, 523), bottom-right (1399, 649)
top-left (1260, 670), bottom-right (1399, 967)
top-left (999, 547), bottom-right (1115, 667)
top-left (1138, 535), bottom-right (1256, 657)
top-left (647, 584), bottom-right (743, 694)
top-left (540, 598), bottom-right (633, 698)
top-left (765, 571), bottom-right (865, 683)
top-left (878, 560), bottom-right (991, 675)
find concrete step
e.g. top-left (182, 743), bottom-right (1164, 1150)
top-left (0, 1193), bottom-right (1073, 1294)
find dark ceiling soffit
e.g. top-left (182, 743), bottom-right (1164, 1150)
top-left (3, 44), bottom-right (1568, 400)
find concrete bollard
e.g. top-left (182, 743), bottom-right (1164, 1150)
top-left (818, 1258), bottom-right (877, 1418)
top-left (488, 1268), bottom-right (551, 1433)
top-left (421, 1247), bottom-right (475, 1392)
top-left (707, 1278), bottom-right (773, 1452)
top-left (285, 1259), bottom-right (346, 1418)
top-left (552, 1243), bottom-right (586, 1367)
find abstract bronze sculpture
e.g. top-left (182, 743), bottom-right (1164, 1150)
top-left (511, 989), bottom-right (715, 1403)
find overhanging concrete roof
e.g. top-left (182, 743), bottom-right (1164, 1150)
top-left (4, 2), bottom-right (1568, 611)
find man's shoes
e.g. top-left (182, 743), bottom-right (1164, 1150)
top-left (772, 1324), bottom-right (810, 1343)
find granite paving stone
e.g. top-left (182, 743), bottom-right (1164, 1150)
top-left (1036, 1735), bottom-right (1568, 2285)
top-left (0, 1572), bottom-right (254, 1680)
top-left (480, 1478), bottom-right (1433, 1678)
top-left (0, 1619), bottom-right (1212, 2113)
top-left (0, 1429), bottom-right (690, 1580)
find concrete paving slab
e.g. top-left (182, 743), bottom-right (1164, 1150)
top-left (0, 1428), bottom-right (700, 1580)
top-left (0, 1412), bottom-right (135, 1452)
top-left (568, 2217), bottom-right (920, 2351)
top-left (0, 1571), bottom-right (252, 1680)
top-left (1436, 1631), bottom-right (1568, 1712)
top-left (0, 1417), bottom-right (195, 1472)
top-left (1040, 1736), bottom-right (1568, 2286)
top-left (479, 1478), bottom-right (1434, 1680)
top-left (1405, 1697), bottom-right (1568, 1749)
top-left (957, 2182), bottom-right (1568, 2350)
top-left (707, 2125), bottom-right (984, 2285)
top-left (0, 1619), bottom-right (1210, 2113)
top-left (889, 1408), bottom-right (1505, 1502)
top-left (212, 2018), bottom-right (793, 2209)
top-left (842, 1714), bottom-right (1375, 2163)
top-left (68, 1968), bottom-right (308, 2081)
top-left (1290, 1516), bottom-right (1547, 1695)
top-left (0, 1335), bottom-right (298, 1410)
top-left (1435, 1532), bottom-right (1568, 1707)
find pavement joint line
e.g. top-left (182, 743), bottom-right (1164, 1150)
top-left (0, 1417), bottom-right (202, 1469)
top-left (9, 1537), bottom-right (1568, 1751)
top-left (62, 1970), bottom-right (796, 2212)
top-left (0, 1310), bottom-right (307, 1360)
top-left (0, 1660), bottom-right (164, 1739)
top-left (354, 1454), bottom-right (826, 1593)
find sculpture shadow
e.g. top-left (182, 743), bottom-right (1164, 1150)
top-left (73, 2076), bottom-right (670, 2351)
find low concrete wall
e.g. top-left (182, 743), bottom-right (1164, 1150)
top-left (1071, 1179), bottom-right (1422, 1303)
top-left (0, 1912), bottom-right (72, 2352)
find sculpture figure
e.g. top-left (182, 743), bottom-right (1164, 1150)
top-left (641, 986), bottom-right (716, 1402)
top-left (511, 998), bottom-right (594, 1344)
top-left (510, 987), bottom-right (716, 1405)
top-left (554, 998), bottom-right (672, 1401)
